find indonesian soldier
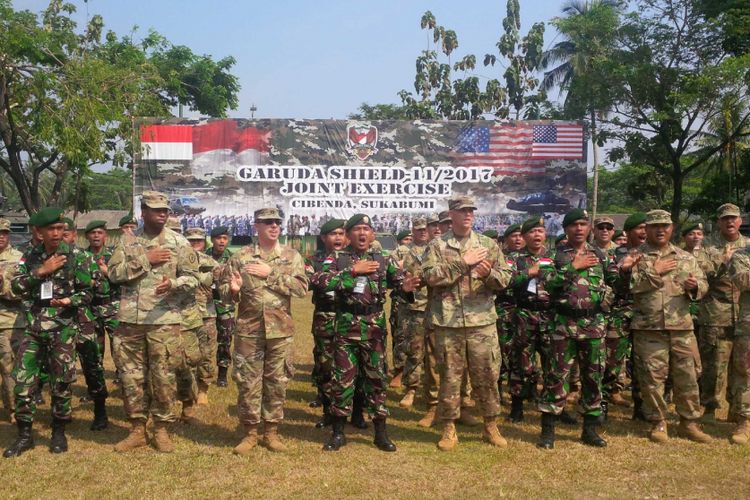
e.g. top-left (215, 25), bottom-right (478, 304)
top-left (503, 224), bottom-right (525, 254)
top-left (108, 191), bottom-right (199, 453)
top-left (627, 209), bottom-right (710, 444)
top-left (697, 203), bottom-right (749, 421)
top-left (495, 224), bottom-right (522, 405)
top-left (221, 208), bottom-right (308, 454)
top-left (727, 246), bottom-right (750, 444)
top-left (119, 212), bottom-right (137, 235)
top-left (4, 207), bottom-right (98, 457)
top-left (422, 197), bottom-right (512, 451)
top-left (207, 226), bottom-right (234, 388)
top-left (537, 209), bottom-right (618, 450)
top-left (313, 213), bottom-right (418, 452)
top-left (389, 229), bottom-right (413, 388)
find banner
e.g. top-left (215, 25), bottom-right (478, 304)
top-left (136, 119), bottom-right (587, 238)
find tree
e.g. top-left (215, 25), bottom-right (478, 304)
top-left (697, 0), bottom-right (750, 56)
top-left (0, 0), bottom-right (240, 214)
top-left (348, 103), bottom-right (409, 120)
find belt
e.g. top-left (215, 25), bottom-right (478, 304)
top-left (557, 305), bottom-right (601, 319)
top-left (337, 304), bottom-right (382, 316)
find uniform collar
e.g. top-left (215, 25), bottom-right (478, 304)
top-left (445, 230), bottom-right (476, 250)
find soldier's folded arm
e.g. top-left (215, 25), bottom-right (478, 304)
top-left (171, 245), bottom-right (200, 292)
top-left (483, 245), bottom-right (512, 291)
top-left (313, 254), bottom-right (356, 293)
top-left (729, 253), bottom-right (750, 291)
top-left (421, 244), bottom-right (469, 287)
top-left (265, 253), bottom-right (309, 298)
top-left (11, 261), bottom-right (40, 298)
top-left (629, 260), bottom-right (664, 293)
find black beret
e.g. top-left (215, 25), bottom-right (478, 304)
top-left (521, 216), bottom-right (545, 235)
top-left (503, 224), bottom-right (521, 238)
top-left (562, 209), bottom-right (589, 228)
top-left (210, 226), bottom-right (230, 238)
top-left (85, 220), bottom-right (107, 233)
top-left (681, 221), bottom-right (704, 236)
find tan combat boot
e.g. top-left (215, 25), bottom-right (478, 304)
top-left (437, 420), bottom-right (458, 451)
top-left (418, 405), bottom-right (438, 428)
top-left (196, 382), bottom-right (209, 406)
top-left (458, 410), bottom-right (480, 427)
top-left (152, 422), bottom-right (175, 453)
top-left (731, 418), bottom-right (750, 445)
top-left (609, 392), bottom-right (631, 407)
top-left (114, 420), bottom-right (148, 452)
top-left (399, 389), bottom-right (416, 409)
top-left (678, 418), bottom-right (712, 443)
top-left (233, 424), bottom-right (259, 455)
top-left (389, 370), bottom-right (403, 389)
top-left (649, 420), bottom-right (669, 443)
top-left (262, 422), bottom-right (287, 452)
top-left (482, 417), bottom-right (508, 448)
top-left (9, 412), bottom-right (15, 424)
top-left (181, 401), bottom-right (199, 425)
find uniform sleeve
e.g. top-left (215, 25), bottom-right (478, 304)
top-left (630, 258), bottom-right (664, 294)
top-left (690, 255), bottom-right (708, 301)
top-left (171, 245), bottom-right (199, 292)
top-left (70, 251), bottom-right (97, 307)
top-left (266, 252), bottom-right (309, 298)
top-left (0, 259), bottom-right (22, 302)
top-left (107, 236), bottom-right (151, 284)
top-left (730, 252), bottom-right (750, 291)
top-left (12, 253), bottom-right (41, 299)
top-left (422, 242), bottom-right (469, 287)
top-left (483, 242), bottom-right (512, 291)
top-left (311, 253), bottom-right (356, 293)
top-left (219, 254), bottom-right (241, 303)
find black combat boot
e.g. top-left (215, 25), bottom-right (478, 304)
top-left (508, 395), bottom-right (524, 423)
top-left (558, 409), bottom-right (578, 425)
top-left (350, 393), bottom-right (369, 429)
top-left (322, 416), bottom-right (347, 451)
top-left (217, 366), bottom-right (228, 388)
top-left (3, 420), bottom-right (34, 458)
top-left (316, 403), bottom-right (333, 429)
top-left (90, 397), bottom-right (109, 431)
top-left (600, 400), bottom-right (609, 422)
top-left (537, 412), bottom-right (555, 450)
top-left (632, 395), bottom-right (647, 421)
top-left (373, 418), bottom-right (397, 452)
top-left (581, 414), bottom-right (607, 447)
top-left (49, 418), bottom-right (68, 454)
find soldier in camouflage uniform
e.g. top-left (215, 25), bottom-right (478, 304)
top-left (727, 246), bottom-right (750, 444)
top-left (119, 212), bottom-right (137, 235)
top-left (313, 214), bottom-right (418, 452)
top-left (221, 208), bottom-right (308, 454)
top-left (388, 230), bottom-right (412, 388)
top-left (422, 197), bottom-right (513, 452)
top-left (629, 209), bottom-right (711, 444)
top-left (108, 191), bottom-right (200, 453)
top-left (537, 209), bottom-right (619, 450)
top-left (592, 216), bottom-right (618, 254)
top-left (208, 226), bottom-right (234, 388)
top-left (4, 207), bottom-right (98, 457)
top-left (497, 224), bottom-right (523, 404)
top-left (0, 219), bottom-right (26, 424)
top-left (438, 210), bottom-right (452, 237)
top-left (696, 203), bottom-right (749, 421)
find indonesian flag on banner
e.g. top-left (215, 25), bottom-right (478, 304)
top-left (140, 125), bottom-right (193, 160)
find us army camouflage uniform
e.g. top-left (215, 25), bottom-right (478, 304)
top-left (108, 227), bottom-right (199, 423)
top-left (176, 250), bottom-right (205, 404)
top-left (219, 242), bottom-right (308, 426)
top-left (208, 247), bottom-right (235, 369)
top-left (12, 242), bottom-right (97, 423)
top-left (390, 244), bottom-right (411, 375)
top-left (603, 245), bottom-right (636, 398)
top-left (696, 234), bottom-right (749, 412)
top-left (538, 242), bottom-right (618, 417)
top-left (631, 242), bottom-right (708, 422)
top-left (312, 246), bottom-right (407, 418)
top-left (194, 252), bottom-right (220, 387)
top-left (728, 249), bottom-right (750, 421)
top-left (422, 231), bottom-right (512, 421)
top-left (0, 245), bottom-right (26, 417)
top-left (306, 251), bottom-right (338, 405)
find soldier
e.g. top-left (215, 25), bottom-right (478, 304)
top-left (207, 226), bottom-right (234, 388)
top-left (422, 197), bottom-right (513, 451)
top-left (697, 203), bottom-right (749, 422)
top-left (61, 217), bottom-right (76, 245)
top-left (4, 207), bottom-right (97, 457)
top-left (428, 213), bottom-right (443, 240)
top-left (438, 211), bottom-right (452, 236)
top-left (221, 208), bottom-right (308, 454)
top-left (396, 230), bottom-right (412, 247)
top-left (314, 214), bottom-right (418, 452)
top-left (503, 224), bottom-right (525, 254)
top-left (108, 191), bottom-right (199, 453)
top-left (0, 218), bottom-right (26, 424)
top-left (613, 230), bottom-right (628, 247)
top-left (388, 229), bottom-right (412, 388)
top-left (496, 224), bottom-right (522, 405)
top-left (119, 213), bottom-right (137, 235)
top-left (592, 216), bottom-right (617, 254)
top-left (537, 209), bottom-right (618, 450)
top-left (727, 247), bottom-right (750, 444)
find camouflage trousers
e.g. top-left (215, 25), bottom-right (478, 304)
top-left (216, 314), bottom-right (236, 368)
top-left (95, 315), bottom-right (118, 370)
top-left (0, 328), bottom-right (23, 415)
top-left (113, 323), bottom-right (183, 423)
top-left (603, 336), bottom-right (631, 397)
top-left (496, 305), bottom-right (514, 380)
top-left (697, 325), bottom-right (734, 410)
top-left (633, 329), bottom-right (702, 421)
top-left (76, 320), bottom-right (108, 400)
top-left (509, 309), bottom-right (551, 399)
top-left (435, 324), bottom-right (501, 421)
top-left (311, 312), bottom-right (335, 402)
top-left (233, 327), bottom-right (294, 426)
top-left (196, 318), bottom-right (218, 386)
top-left (729, 336), bottom-right (750, 419)
top-left (389, 300), bottom-right (407, 373)
top-left (331, 334), bottom-right (388, 419)
top-left (13, 325), bottom-right (78, 423)
top-left (176, 327), bottom-right (201, 403)
top-left (400, 310), bottom-right (439, 405)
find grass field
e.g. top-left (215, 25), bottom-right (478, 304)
top-left (1, 296), bottom-right (749, 499)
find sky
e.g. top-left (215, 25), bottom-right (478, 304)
top-left (14, 0), bottom-right (573, 120)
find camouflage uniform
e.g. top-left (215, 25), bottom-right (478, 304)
top-left (219, 242), bottom-right (307, 426)
top-left (603, 245), bottom-right (636, 398)
top-left (176, 251), bottom-right (205, 406)
top-left (306, 251), bottom-right (338, 406)
top-left (0, 245), bottom-right (26, 417)
top-left (389, 244), bottom-right (411, 375)
top-left (727, 249), bottom-right (750, 422)
top-left (195, 252), bottom-right (220, 387)
top-left (209, 247), bottom-right (235, 369)
top-left (88, 246), bottom-right (119, 365)
top-left (76, 249), bottom-right (110, 401)
top-left (12, 242), bottom-right (97, 423)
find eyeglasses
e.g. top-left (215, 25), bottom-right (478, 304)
top-left (258, 220), bottom-right (281, 226)
top-left (596, 225), bottom-right (614, 231)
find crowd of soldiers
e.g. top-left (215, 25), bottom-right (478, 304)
top-left (0, 190), bottom-right (749, 458)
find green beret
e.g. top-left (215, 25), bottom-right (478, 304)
top-left (613, 229), bottom-right (626, 240)
top-left (681, 221), bottom-right (704, 236)
top-left (503, 224), bottom-right (521, 238)
top-left (396, 230), bottom-right (411, 242)
top-left (344, 213), bottom-right (373, 231)
top-left (555, 233), bottom-right (568, 245)
top-left (27, 213), bottom-right (39, 227)
top-left (61, 217), bottom-right (75, 230)
top-left (562, 209), bottom-right (589, 228)
top-left (210, 226), bottom-right (230, 238)
top-left (319, 218), bottom-right (345, 235)
top-left (521, 216), bottom-right (545, 235)
top-left (85, 220), bottom-right (107, 233)
top-left (34, 207), bottom-right (64, 228)
top-left (623, 212), bottom-right (647, 232)
top-left (482, 229), bottom-right (499, 239)
top-left (119, 213), bottom-right (137, 227)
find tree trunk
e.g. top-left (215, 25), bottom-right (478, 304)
top-left (590, 110), bottom-right (600, 220)
top-left (670, 166), bottom-right (683, 225)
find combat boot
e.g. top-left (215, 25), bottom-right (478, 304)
top-left (49, 418), bottom-right (68, 454)
top-left (262, 422), bottom-right (287, 452)
top-left (322, 416), bottom-right (346, 451)
top-left (418, 405), bottom-right (438, 428)
top-left (437, 420), bottom-right (458, 451)
top-left (114, 420), bottom-right (148, 452)
top-left (678, 418), bottom-right (712, 444)
top-left (701, 408), bottom-right (716, 424)
top-left (196, 382), bottom-right (209, 406)
top-left (482, 417), bottom-right (508, 448)
top-left (458, 410), bottom-right (480, 427)
top-left (216, 366), bottom-right (228, 388)
top-left (90, 397), bottom-right (108, 431)
top-left (389, 369), bottom-right (403, 389)
top-left (649, 420), bottom-right (669, 443)
top-left (537, 412), bottom-right (555, 450)
top-left (731, 418), bottom-right (750, 445)
top-left (181, 401), bottom-right (199, 425)
top-left (632, 395), bottom-right (647, 421)
top-left (152, 422), bottom-right (175, 453)
top-left (233, 424), bottom-right (258, 455)
top-left (3, 420), bottom-right (34, 458)
top-left (609, 391), bottom-right (631, 407)
top-left (399, 389), bottom-right (416, 409)
top-left (581, 414), bottom-right (607, 447)
top-left (350, 395), bottom-right (369, 429)
top-left (558, 409), bottom-right (578, 425)
top-left (507, 396), bottom-right (524, 423)
top-left (316, 404), bottom-right (333, 429)
top-left (373, 418), bottom-right (397, 452)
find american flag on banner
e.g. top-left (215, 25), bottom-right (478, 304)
top-left (455, 123), bottom-right (584, 176)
